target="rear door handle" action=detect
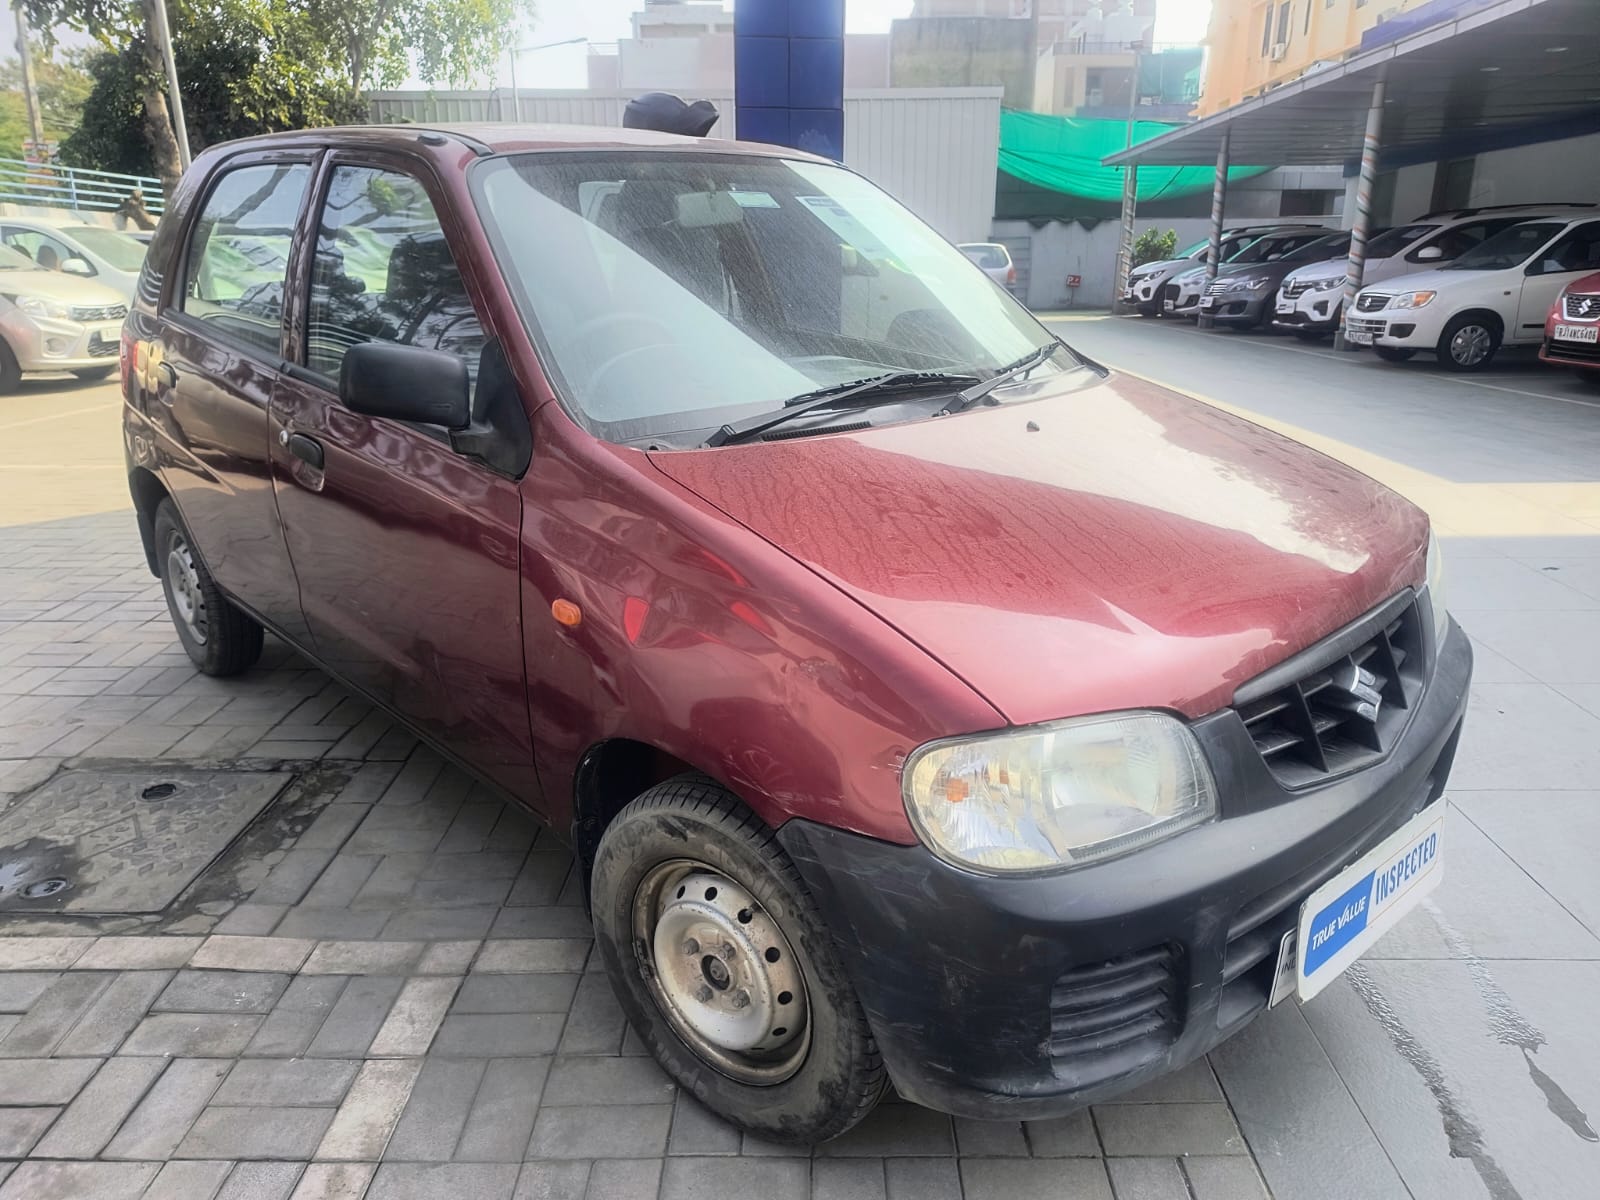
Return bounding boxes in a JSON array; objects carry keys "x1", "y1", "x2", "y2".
[{"x1": 287, "y1": 432, "x2": 324, "y2": 470}]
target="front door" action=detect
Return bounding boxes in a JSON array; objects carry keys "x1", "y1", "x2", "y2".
[
  {"x1": 141, "y1": 155, "x2": 314, "y2": 639},
  {"x1": 269, "y1": 157, "x2": 538, "y2": 802},
  {"x1": 1517, "y1": 222, "x2": 1600, "y2": 342}
]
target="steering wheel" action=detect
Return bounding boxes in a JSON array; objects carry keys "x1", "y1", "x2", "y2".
[{"x1": 571, "y1": 311, "x2": 691, "y2": 406}]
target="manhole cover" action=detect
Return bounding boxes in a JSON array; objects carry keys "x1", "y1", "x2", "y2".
[{"x1": 0, "y1": 770, "x2": 293, "y2": 914}]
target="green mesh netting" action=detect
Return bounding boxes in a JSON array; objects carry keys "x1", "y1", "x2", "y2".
[{"x1": 997, "y1": 109, "x2": 1272, "y2": 206}]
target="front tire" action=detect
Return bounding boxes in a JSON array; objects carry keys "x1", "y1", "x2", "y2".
[
  {"x1": 1375, "y1": 346, "x2": 1416, "y2": 363},
  {"x1": 154, "y1": 499, "x2": 263, "y2": 676},
  {"x1": 1437, "y1": 314, "x2": 1501, "y2": 372},
  {"x1": 0, "y1": 341, "x2": 20, "y2": 394},
  {"x1": 591, "y1": 776, "x2": 886, "y2": 1144}
]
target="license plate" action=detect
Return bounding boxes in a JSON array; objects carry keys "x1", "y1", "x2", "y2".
[
  {"x1": 1294, "y1": 805, "x2": 1446, "y2": 1002},
  {"x1": 1164, "y1": 301, "x2": 1175, "y2": 312},
  {"x1": 1346, "y1": 328, "x2": 1374, "y2": 346},
  {"x1": 1554, "y1": 323, "x2": 1599, "y2": 344},
  {"x1": 1275, "y1": 298, "x2": 1294, "y2": 314},
  {"x1": 1199, "y1": 295, "x2": 1216, "y2": 309}
]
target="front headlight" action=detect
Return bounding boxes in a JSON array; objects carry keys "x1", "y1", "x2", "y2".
[
  {"x1": 1310, "y1": 276, "x2": 1345, "y2": 292},
  {"x1": 1425, "y1": 533, "x2": 1449, "y2": 649},
  {"x1": 1229, "y1": 275, "x2": 1272, "y2": 292},
  {"x1": 5, "y1": 294, "x2": 72, "y2": 321},
  {"x1": 1391, "y1": 291, "x2": 1436, "y2": 310},
  {"x1": 903, "y1": 712, "x2": 1218, "y2": 874}
]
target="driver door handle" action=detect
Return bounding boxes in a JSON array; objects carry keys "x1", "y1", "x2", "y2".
[{"x1": 286, "y1": 432, "x2": 324, "y2": 470}]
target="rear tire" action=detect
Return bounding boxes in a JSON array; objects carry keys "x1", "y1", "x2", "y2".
[
  {"x1": 154, "y1": 499, "x2": 263, "y2": 676},
  {"x1": 1437, "y1": 314, "x2": 1501, "y2": 372},
  {"x1": 0, "y1": 341, "x2": 20, "y2": 394},
  {"x1": 1375, "y1": 346, "x2": 1417, "y2": 363},
  {"x1": 591, "y1": 775, "x2": 887, "y2": 1144},
  {"x1": 72, "y1": 366, "x2": 115, "y2": 381}
]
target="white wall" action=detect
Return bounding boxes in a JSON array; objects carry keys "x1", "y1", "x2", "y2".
[
  {"x1": 368, "y1": 88, "x2": 1003, "y2": 244},
  {"x1": 1464, "y1": 132, "x2": 1600, "y2": 207},
  {"x1": 995, "y1": 216, "x2": 1218, "y2": 310}
]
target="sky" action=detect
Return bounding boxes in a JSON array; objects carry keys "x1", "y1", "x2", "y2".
[{"x1": 2, "y1": 0, "x2": 1215, "y2": 95}]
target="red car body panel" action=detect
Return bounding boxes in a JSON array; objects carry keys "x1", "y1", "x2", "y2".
[
  {"x1": 651, "y1": 371, "x2": 1428, "y2": 729},
  {"x1": 1541, "y1": 268, "x2": 1600, "y2": 373}
]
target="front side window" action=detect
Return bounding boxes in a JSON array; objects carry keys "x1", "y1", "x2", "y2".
[
  {"x1": 181, "y1": 163, "x2": 312, "y2": 353},
  {"x1": 473, "y1": 153, "x2": 1059, "y2": 445},
  {"x1": 1364, "y1": 224, "x2": 1437, "y2": 259},
  {"x1": 306, "y1": 166, "x2": 484, "y2": 379},
  {"x1": 3, "y1": 227, "x2": 77, "y2": 272},
  {"x1": 1445, "y1": 222, "x2": 1566, "y2": 271},
  {"x1": 1526, "y1": 223, "x2": 1600, "y2": 276}
]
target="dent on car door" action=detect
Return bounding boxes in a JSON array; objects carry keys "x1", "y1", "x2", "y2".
[
  {"x1": 269, "y1": 160, "x2": 539, "y2": 803},
  {"x1": 138, "y1": 159, "x2": 314, "y2": 637}
]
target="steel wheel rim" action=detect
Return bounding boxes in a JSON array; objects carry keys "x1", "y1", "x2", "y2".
[
  {"x1": 633, "y1": 859, "x2": 810, "y2": 1086},
  {"x1": 1450, "y1": 325, "x2": 1491, "y2": 366},
  {"x1": 165, "y1": 538, "x2": 208, "y2": 645}
]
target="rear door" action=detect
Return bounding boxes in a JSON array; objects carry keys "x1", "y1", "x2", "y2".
[
  {"x1": 1517, "y1": 222, "x2": 1600, "y2": 343},
  {"x1": 269, "y1": 153, "x2": 538, "y2": 801},
  {"x1": 138, "y1": 152, "x2": 315, "y2": 639}
]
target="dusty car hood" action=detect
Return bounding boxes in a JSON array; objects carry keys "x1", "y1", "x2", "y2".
[
  {"x1": 0, "y1": 268, "x2": 125, "y2": 306},
  {"x1": 649, "y1": 371, "x2": 1428, "y2": 727}
]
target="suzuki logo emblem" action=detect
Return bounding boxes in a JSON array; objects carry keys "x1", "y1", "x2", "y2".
[{"x1": 1333, "y1": 662, "x2": 1384, "y2": 722}]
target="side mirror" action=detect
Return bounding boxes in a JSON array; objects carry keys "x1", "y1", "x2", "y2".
[
  {"x1": 61, "y1": 256, "x2": 94, "y2": 276},
  {"x1": 340, "y1": 342, "x2": 469, "y2": 429},
  {"x1": 1413, "y1": 245, "x2": 1444, "y2": 261}
]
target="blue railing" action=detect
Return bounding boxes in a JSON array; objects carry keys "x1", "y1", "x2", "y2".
[{"x1": 0, "y1": 158, "x2": 165, "y2": 215}]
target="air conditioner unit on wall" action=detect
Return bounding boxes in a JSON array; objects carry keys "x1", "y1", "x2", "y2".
[{"x1": 1269, "y1": 42, "x2": 1287, "y2": 61}]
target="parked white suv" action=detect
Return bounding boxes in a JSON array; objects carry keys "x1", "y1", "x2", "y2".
[
  {"x1": 1348, "y1": 215, "x2": 1600, "y2": 371},
  {"x1": 1126, "y1": 224, "x2": 1322, "y2": 317},
  {"x1": 1163, "y1": 228, "x2": 1331, "y2": 318},
  {"x1": 1273, "y1": 205, "x2": 1596, "y2": 339}
]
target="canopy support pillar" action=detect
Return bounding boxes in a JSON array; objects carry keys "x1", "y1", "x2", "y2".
[
  {"x1": 1197, "y1": 127, "x2": 1230, "y2": 331},
  {"x1": 1335, "y1": 72, "x2": 1386, "y2": 351}
]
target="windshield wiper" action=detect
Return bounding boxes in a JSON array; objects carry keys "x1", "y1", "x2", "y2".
[
  {"x1": 936, "y1": 342, "x2": 1059, "y2": 417},
  {"x1": 704, "y1": 370, "x2": 979, "y2": 447}
]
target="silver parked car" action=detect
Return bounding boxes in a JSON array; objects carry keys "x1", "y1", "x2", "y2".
[
  {"x1": 0, "y1": 243, "x2": 128, "y2": 391},
  {"x1": 958, "y1": 242, "x2": 1016, "y2": 290},
  {"x1": 0, "y1": 218, "x2": 148, "y2": 304}
]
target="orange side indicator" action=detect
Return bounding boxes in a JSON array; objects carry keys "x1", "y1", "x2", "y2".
[{"x1": 552, "y1": 598, "x2": 583, "y2": 627}]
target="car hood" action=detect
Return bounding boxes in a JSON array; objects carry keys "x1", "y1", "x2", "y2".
[
  {"x1": 649, "y1": 370, "x2": 1427, "y2": 727},
  {"x1": 1284, "y1": 260, "x2": 1347, "y2": 284},
  {"x1": 1360, "y1": 267, "x2": 1472, "y2": 295},
  {"x1": 1132, "y1": 257, "x2": 1188, "y2": 276},
  {"x1": 1562, "y1": 270, "x2": 1600, "y2": 297},
  {"x1": 0, "y1": 268, "x2": 125, "y2": 306}
]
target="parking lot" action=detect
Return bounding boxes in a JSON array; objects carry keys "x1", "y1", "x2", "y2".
[{"x1": 2, "y1": 316, "x2": 1599, "y2": 1199}]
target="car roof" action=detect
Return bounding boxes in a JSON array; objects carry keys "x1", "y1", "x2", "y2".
[
  {"x1": 1414, "y1": 203, "x2": 1597, "y2": 221},
  {"x1": 199, "y1": 122, "x2": 830, "y2": 166}
]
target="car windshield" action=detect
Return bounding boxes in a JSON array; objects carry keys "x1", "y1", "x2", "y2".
[
  {"x1": 0, "y1": 245, "x2": 32, "y2": 271},
  {"x1": 1445, "y1": 222, "x2": 1565, "y2": 270},
  {"x1": 61, "y1": 225, "x2": 148, "y2": 272},
  {"x1": 1365, "y1": 224, "x2": 1437, "y2": 259},
  {"x1": 1230, "y1": 233, "x2": 1316, "y2": 264},
  {"x1": 472, "y1": 153, "x2": 1061, "y2": 444},
  {"x1": 1278, "y1": 232, "x2": 1352, "y2": 263}
]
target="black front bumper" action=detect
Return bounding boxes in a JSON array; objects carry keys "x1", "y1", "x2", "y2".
[
  {"x1": 779, "y1": 618, "x2": 1471, "y2": 1119},
  {"x1": 1207, "y1": 294, "x2": 1270, "y2": 325}
]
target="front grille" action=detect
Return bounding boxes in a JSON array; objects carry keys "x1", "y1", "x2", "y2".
[
  {"x1": 1048, "y1": 945, "x2": 1180, "y2": 1088},
  {"x1": 70, "y1": 303, "x2": 128, "y2": 323},
  {"x1": 1345, "y1": 316, "x2": 1385, "y2": 337},
  {"x1": 86, "y1": 332, "x2": 117, "y2": 358},
  {"x1": 1205, "y1": 280, "x2": 1230, "y2": 297},
  {"x1": 1233, "y1": 593, "x2": 1425, "y2": 789},
  {"x1": 1282, "y1": 280, "x2": 1315, "y2": 299},
  {"x1": 1563, "y1": 292, "x2": 1600, "y2": 320},
  {"x1": 1354, "y1": 293, "x2": 1389, "y2": 313},
  {"x1": 1546, "y1": 337, "x2": 1600, "y2": 364}
]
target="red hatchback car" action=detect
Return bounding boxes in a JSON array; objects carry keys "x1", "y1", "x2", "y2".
[
  {"x1": 122, "y1": 124, "x2": 1471, "y2": 1142},
  {"x1": 1541, "y1": 269, "x2": 1600, "y2": 384}
]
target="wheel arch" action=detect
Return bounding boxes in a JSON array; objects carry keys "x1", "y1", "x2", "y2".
[
  {"x1": 571, "y1": 738, "x2": 709, "y2": 876},
  {"x1": 1446, "y1": 306, "x2": 1505, "y2": 335},
  {"x1": 129, "y1": 466, "x2": 170, "y2": 576}
]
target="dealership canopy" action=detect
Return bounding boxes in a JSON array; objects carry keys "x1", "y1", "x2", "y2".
[{"x1": 1103, "y1": 0, "x2": 1600, "y2": 170}]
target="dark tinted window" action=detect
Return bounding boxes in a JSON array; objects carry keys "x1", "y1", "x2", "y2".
[
  {"x1": 181, "y1": 163, "x2": 311, "y2": 353},
  {"x1": 1446, "y1": 222, "x2": 1565, "y2": 270},
  {"x1": 306, "y1": 166, "x2": 484, "y2": 379},
  {"x1": 1527, "y1": 223, "x2": 1600, "y2": 276},
  {"x1": 1365, "y1": 223, "x2": 1437, "y2": 258}
]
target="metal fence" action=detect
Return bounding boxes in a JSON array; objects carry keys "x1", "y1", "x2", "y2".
[{"x1": 0, "y1": 158, "x2": 165, "y2": 216}]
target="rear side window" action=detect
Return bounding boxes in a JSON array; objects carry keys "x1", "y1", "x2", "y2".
[
  {"x1": 306, "y1": 166, "x2": 484, "y2": 380},
  {"x1": 181, "y1": 163, "x2": 312, "y2": 354}
]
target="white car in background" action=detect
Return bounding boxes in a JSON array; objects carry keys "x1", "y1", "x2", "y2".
[
  {"x1": 1273, "y1": 204, "x2": 1597, "y2": 339},
  {"x1": 1347, "y1": 214, "x2": 1600, "y2": 371},
  {"x1": 958, "y1": 242, "x2": 1016, "y2": 290},
  {"x1": 0, "y1": 218, "x2": 148, "y2": 304},
  {"x1": 0, "y1": 242, "x2": 128, "y2": 391}
]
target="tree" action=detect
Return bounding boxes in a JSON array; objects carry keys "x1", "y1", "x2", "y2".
[
  {"x1": 0, "y1": 45, "x2": 94, "y2": 160},
  {"x1": 1132, "y1": 227, "x2": 1179, "y2": 267},
  {"x1": 28, "y1": 0, "x2": 533, "y2": 196}
]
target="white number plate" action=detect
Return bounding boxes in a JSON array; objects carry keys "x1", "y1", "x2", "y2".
[
  {"x1": 1163, "y1": 300, "x2": 1176, "y2": 312},
  {"x1": 1294, "y1": 805, "x2": 1446, "y2": 1002},
  {"x1": 1275, "y1": 298, "x2": 1295, "y2": 314},
  {"x1": 1554, "y1": 323, "x2": 1599, "y2": 344},
  {"x1": 1199, "y1": 295, "x2": 1216, "y2": 309},
  {"x1": 1346, "y1": 328, "x2": 1374, "y2": 346}
]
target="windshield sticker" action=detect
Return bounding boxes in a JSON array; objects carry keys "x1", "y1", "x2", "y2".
[{"x1": 729, "y1": 191, "x2": 780, "y2": 209}]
